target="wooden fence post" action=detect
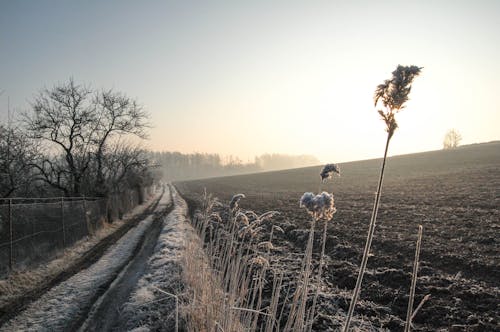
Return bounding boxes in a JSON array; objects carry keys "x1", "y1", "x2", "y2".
[
  {"x1": 83, "y1": 196, "x2": 91, "y2": 237},
  {"x1": 61, "y1": 197, "x2": 66, "y2": 247},
  {"x1": 8, "y1": 198, "x2": 13, "y2": 271}
]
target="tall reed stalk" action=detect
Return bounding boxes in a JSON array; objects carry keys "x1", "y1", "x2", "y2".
[
  {"x1": 305, "y1": 163, "x2": 340, "y2": 331},
  {"x1": 343, "y1": 134, "x2": 390, "y2": 331},
  {"x1": 343, "y1": 65, "x2": 422, "y2": 331},
  {"x1": 296, "y1": 189, "x2": 336, "y2": 331},
  {"x1": 283, "y1": 217, "x2": 316, "y2": 332},
  {"x1": 307, "y1": 218, "x2": 329, "y2": 331},
  {"x1": 405, "y1": 225, "x2": 423, "y2": 332}
]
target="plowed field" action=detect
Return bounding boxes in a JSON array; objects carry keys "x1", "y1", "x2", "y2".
[{"x1": 175, "y1": 142, "x2": 500, "y2": 331}]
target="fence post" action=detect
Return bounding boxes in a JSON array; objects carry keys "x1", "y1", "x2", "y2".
[
  {"x1": 8, "y1": 198, "x2": 13, "y2": 271},
  {"x1": 83, "y1": 196, "x2": 91, "y2": 237},
  {"x1": 61, "y1": 197, "x2": 66, "y2": 247}
]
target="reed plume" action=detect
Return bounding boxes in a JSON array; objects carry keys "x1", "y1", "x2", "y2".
[{"x1": 343, "y1": 65, "x2": 422, "y2": 331}]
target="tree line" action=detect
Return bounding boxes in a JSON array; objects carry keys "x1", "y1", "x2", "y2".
[
  {"x1": 0, "y1": 79, "x2": 155, "y2": 199},
  {"x1": 151, "y1": 151, "x2": 320, "y2": 181}
]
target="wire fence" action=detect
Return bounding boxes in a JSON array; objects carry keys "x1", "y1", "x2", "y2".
[{"x1": 0, "y1": 187, "x2": 153, "y2": 278}]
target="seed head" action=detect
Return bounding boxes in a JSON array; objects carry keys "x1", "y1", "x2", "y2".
[
  {"x1": 374, "y1": 65, "x2": 422, "y2": 138},
  {"x1": 300, "y1": 191, "x2": 337, "y2": 221},
  {"x1": 258, "y1": 211, "x2": 280, "y2": 222},
  {"x1": 229, "y1": 193, "x2": 245, "y2": 210},
  {"x1": 374, "y1": 65, "x2": 422, "y2": 111},
  {"x1": 238, "y1": 225, "x2": 263, "y2": 238},
  {"x1": 272, "y1": 225, "x2": 285, "y2": 234},
  {"x1": 244, "y1": 210, "x2": 259, "y2": 219},
  {"x1": 236, "y1": 212, "x2": 249, "y2": 226},
  {"x1": 249, "y1": 256, "x2": 270, "y2": 268},
  {"x1": 320, "y1": 163, "x2": 341, "y2": 182},
  {"x1": 258, "y1": 241, "x2": 275, "y2": 251},
  {"x1": 209, "y1": 213, "x2": 222, "y2": 224},
  {"x1": 250, "y1": 226, "x2": 264, "y2": 237}
]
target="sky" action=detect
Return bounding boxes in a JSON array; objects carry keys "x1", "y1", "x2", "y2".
[{"x1": 1, "y1": 0, "x2": 499, "y2": 164}]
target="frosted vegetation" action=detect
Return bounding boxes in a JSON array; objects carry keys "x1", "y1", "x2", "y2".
[{"x1": 119, "y1": 187, "x2": 193, "y2": 331}]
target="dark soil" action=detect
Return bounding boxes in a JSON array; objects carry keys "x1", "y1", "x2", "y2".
[{"x1": 175, "y1": 142, "x2": 500, "y2": 331}]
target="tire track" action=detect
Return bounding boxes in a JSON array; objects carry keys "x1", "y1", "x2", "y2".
[
  {"x1": 77, "y1": 188, "x2": 174, "y2": 331},
  {"x1": 0, "y1": 188, "x2": 171, "y2": 331}
]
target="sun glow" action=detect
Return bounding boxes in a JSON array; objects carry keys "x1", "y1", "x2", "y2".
[{"x1": 2, "y1": 1, "x2": 499, "y2": 164}]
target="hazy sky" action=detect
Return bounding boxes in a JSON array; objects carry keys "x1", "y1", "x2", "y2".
[{"x1": 1, "y1": 0, "x2": 499, "y2": 163}]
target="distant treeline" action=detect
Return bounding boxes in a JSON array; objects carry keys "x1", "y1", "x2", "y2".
[{"x1": 149, "y1": 152, "x2": 320, "y2": 181}]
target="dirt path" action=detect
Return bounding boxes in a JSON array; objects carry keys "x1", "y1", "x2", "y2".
[
  {"x1": 0, "y1": 187, "x2": 174, "y2": 331},
  {"x1": 0, "y1": 190, "x2": 165, "y2": 328},
  {"x1": 114, "y1": 185, "x2": 195, "y2": 331},
  {"x1": 78, "y1": 191, "x2": 172, "y2": 331}
]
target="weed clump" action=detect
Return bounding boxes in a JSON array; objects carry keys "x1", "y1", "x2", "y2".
[{"x1": 185, "y1": 190, "x2": 287, "y2": 331}]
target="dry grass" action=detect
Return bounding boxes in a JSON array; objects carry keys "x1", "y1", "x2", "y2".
[
  {"x1": 180, "y1": 190, "x2": 324, "y2": 332},
  {"x1": 404, "y1": 225, "x2": 423, "y2": 332},
  {"x1": 182, "y1": 236, "x2": 243, "y2": 331}
]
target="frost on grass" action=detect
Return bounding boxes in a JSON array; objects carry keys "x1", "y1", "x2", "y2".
[
  {"x1": 119, "y1": 187, "x2": 194, "y2": 331},
  {"x1": 1, "y1": 190, "x2": 169, "y2": 332},
  {"x1": 258, "y1": 210, "x2": 280, "y2": 222},
  {"x1": 300, "y1": 191, "x2": 337, "y2": 221},
  {"x1": 249, "y1": 255, "x2": 270, "y2": 268},
  {"x1": 229, "y1": 193, "x2": 245, "y2": 210},
  {"x1": 132, "y1": 286, "x2": 156, "y2": 304}
]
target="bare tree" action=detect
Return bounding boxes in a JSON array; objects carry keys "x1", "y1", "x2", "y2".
[
  {"x1": 443, "y1": 129, "x2": 462, "y2": 149},
  {"x1": 100, "y1": 141, "x2": 150, "y2": 190},
  {"x1": 0, "y1": 124, "x2": 38, "y2": 197},
  {"x1": 24, "y1": 79, "x2": 95, "y2": 196},
  {"x1": 92, "y1": 90, "x2": 149, "y2": 194},
  {"x1": 24, "y1": 79, "x2": 150, "y2": 196}
]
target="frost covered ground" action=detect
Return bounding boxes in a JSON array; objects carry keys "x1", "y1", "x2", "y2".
[
  {"x1": 117, "y1": 186, "x2": 196, "y2": 331},
  {"x1": 0, "y1": 190, "x2": 161, "y2": 310},
  {"x1": 1, "y1": 189, "x2": 171, "y2": 331}
]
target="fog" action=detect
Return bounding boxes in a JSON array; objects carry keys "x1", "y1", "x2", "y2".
[{"x1": 150, "y1": 151, "x2": 320, "y2": 181}]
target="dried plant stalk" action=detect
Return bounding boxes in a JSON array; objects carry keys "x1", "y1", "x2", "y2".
[
  {"x1": 405, "y1": 225, "x2": 423, "y2": 332},
  {"x1": 343, "y1": 134, "x2": 390, "y2": 331},
  {"x1": 343, "y1": 65, "x2": 421, "y2": 331}
]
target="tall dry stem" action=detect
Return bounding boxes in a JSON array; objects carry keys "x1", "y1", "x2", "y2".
[
  {"x1": 308, "y1": 219, "x2": 329, "y2": 331},
  {"x1": 405, "y1": 225, "x2": 423, "y2": 332},
  {"x1": 283, "y1": 218, "x2": 316, "y2": 332},
  {"x1": 343, "y1": 133, "x2": 390, "y2": 331},
  {"x1": 343, "y1": 65, "x2": 421, "y2": 331}
]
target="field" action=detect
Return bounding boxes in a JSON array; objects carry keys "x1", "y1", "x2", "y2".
[{"x1": 175, "y1": 142, "x2": 500, "y2": 331}]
